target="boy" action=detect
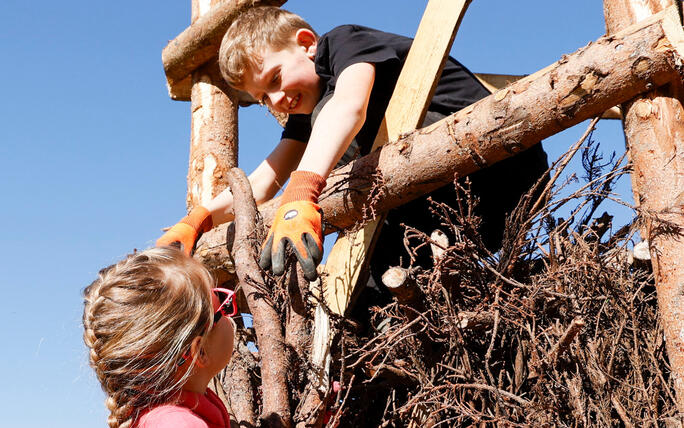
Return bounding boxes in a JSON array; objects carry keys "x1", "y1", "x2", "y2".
[{"x1": 157, "y1": 6, "x2": 548, "y2": 283}]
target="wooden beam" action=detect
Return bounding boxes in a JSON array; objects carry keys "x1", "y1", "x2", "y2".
[
  {"x1": 196, "y1": 7, "x2": 684, "y2": 266},
  {"x1": 162, "y1": 0, "x2": 287, "y2": 99},
  {"x1": 474, "y1": 73, "x2": 622, "y2": 120},
  {"x1": 604, "y1": 0, "x2": 684, "y2": 412}
]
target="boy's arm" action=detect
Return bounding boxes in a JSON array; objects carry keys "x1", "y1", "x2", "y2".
[
  {"x1": 259, "y1": 62, "x2": 376, "y2": 280},
  {"x1": 297, "y1": 62, "x2": 375, "y2": 177},
  {"x1": 157, "y1": 137, "x2": 306, "y2": 254},
  {"x1": 206, "y1": 137, "x2": 306, "y2": 225}
]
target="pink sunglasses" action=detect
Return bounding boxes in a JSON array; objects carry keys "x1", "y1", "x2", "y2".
[{"x1": 212, "y1": 287, "x2": 238, "y2": 323}]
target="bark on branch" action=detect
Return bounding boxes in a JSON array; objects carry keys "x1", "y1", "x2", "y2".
[
  {"x1": 604, "y1": 0, "x2": 684, "y2": 412},
  {"x1": 227, "y1": 168, "x2": 292, "y2": 427},
  {"x1": 196, "y1": 8, "x2": 684, "y2": 254}
]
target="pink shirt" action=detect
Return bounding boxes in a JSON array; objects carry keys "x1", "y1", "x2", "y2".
[{"x1": 136, "y1": 388, "x2": 231, "y2": 428}]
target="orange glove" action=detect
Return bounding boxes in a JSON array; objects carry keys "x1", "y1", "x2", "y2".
[
  {"x1": 156, "y1": 206, "x2": 213, "y2": 256},
  {"x1": 259, "y1": 171, "x2": 327, "y2": 281}
]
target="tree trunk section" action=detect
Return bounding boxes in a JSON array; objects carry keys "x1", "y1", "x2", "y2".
[
  {"x1": 228, "y1": 168, "x2": 292, "y2": 427},
  {"x1": 604, "y1": 0, "x2": 684, "y2": 411},
  {"x1": 188, "y1": 57, "x2": 238, "y2": 209},
  {"x1": 195, "y1": 7, "x2": 684, "y2": 256}
]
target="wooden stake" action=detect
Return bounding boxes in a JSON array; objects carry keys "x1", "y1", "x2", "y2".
[{"x1": 604, "y1": 0, "x2": 684, "y2": 412}]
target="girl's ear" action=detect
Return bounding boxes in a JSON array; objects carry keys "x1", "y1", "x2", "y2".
[
  {"x1": 189, "y1": 336, "x2": 209, "y2": 367},
  {"x1": 295, "y1": 28, "x2": 317, "y2": 59}
]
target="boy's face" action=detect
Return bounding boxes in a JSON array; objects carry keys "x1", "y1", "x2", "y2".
[{"x1": 242, "y1": 29, "x2": 321, "y2": 115}]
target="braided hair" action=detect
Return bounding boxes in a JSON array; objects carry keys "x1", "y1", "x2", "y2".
[{"x1": 82, "y1": 247, "x2": 214, "y2": 427}]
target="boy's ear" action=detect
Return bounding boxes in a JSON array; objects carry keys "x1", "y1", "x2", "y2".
[{"x1": 294, "y1": 28, "x2": 317, "y2": 59}]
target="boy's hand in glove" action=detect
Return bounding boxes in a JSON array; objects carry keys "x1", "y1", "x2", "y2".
[
  {"x1": 259, "y1": 171, "x2": 327, "y2": 281},
  {"x1": 156, "y1": 206, "x2": 213, "y2": 256}
]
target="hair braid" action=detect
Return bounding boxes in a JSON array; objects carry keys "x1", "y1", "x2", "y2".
[{"x1": 83, "y1": 248, "x2": 214, "y2": 427}]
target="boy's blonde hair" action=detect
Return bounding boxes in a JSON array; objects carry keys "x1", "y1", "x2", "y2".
[
  {"x1": 82, "y1": 247, "x2": 214, "y2": 428},
  {"x1": 218, "y1": 6, "x2": 317, "y2": 89}
]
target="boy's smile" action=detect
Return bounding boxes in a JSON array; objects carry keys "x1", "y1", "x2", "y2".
[{"x1": 242, "y1": 29, "x2": 322, "y2": 115}]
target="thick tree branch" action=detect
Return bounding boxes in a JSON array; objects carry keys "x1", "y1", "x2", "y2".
[
  {"x1": 604, "y1": 0, "x2": 684, "y2": 411},
  {"x1": 228, "y1": 168, "x2": 292, "y2": 427}
]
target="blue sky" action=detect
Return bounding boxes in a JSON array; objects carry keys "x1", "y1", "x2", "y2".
[{"x1": 0, "y1": 1, "x2": 632, "y2": 426}]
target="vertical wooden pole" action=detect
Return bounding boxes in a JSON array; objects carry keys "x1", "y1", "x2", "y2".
[
  {"x1": 604, "y1": 0, "x2": 684, "y2": 412},
  {"x1": 188, "y1": 0, "x2": 239, "y2": 210},
  {"x1": 189, "y1": 0, "x2": 241, "y2": 421}
]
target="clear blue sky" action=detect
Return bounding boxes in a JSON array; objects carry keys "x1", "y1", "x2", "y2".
[{"x1": 1, "y1": 1, "x2": 631, "y2": 426}]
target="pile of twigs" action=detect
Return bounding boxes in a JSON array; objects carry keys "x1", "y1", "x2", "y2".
[
  {"x1": 325, "y1": 124, "x2": 680, "y2": 426},
  {"x1": 220, "y1": 120, "x2": 681, "y2": 427}
]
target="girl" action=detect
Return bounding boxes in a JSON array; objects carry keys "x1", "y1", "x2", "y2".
[{"x1": 83, "y1": 247, "x2": 236, "y2": 428}]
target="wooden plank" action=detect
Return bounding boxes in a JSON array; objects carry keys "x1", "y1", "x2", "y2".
[{"x1": 320, "y1": 0, "x2": 472, "y2": 317}]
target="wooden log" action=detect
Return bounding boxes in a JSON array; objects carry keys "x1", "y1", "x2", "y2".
[
  {"x1": 187, "y1": 0, "x2": 240, "y2": 316},
  {"x1": 228, "y1": 168, "x2": 292, "y2": 426},
  {"x1": 457, "y1": 311, "x2": 495, "y2": 332},
  {"x1": 186, "y1": 0, "x2": 238, "y2": 209},
  {"x1": 197, "y1": 7, "x2": 684, "y2": 260},
  {"x1": 223, "y1": 340, "x2": 259, "y2": 427},
  {"x1": 604, "y1": 0, "x2": 684, "y2": 412},
  {"x1": 187, "y1": 58, "x2": 238, "y2": 210},
  {"x1": 474, "y1": 73, "x2": 622, "y2": 120},
  {"x1": 162, "y1": 0, "x2": 287, "y2": 97},
  {"x1": 381, "y1": 267, "x2": 420, "y2": 306}
]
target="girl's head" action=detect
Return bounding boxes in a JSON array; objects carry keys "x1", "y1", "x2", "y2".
[{"x1": 82, "y1": 247, "x2": 233, "y2": 428}]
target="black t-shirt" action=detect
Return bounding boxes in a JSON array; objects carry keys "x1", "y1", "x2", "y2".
[{"x1": 281, "y1": 25, "x2": 491, "y2": 155}]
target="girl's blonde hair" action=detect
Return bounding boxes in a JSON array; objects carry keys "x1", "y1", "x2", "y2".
[
  {"x1": 82, "y1": 247, "x2": 214, "y2": 428},
  {"x1": 218, "y1": 6, "x2": 317, "y2": 89}
]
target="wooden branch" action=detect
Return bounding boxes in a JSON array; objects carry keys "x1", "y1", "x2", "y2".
[
  {"x1": 381, "y1": 267, "x2": 421, "y2": 306},
  {"x1": 474, "y1": 73, "x2": 622, "y2": 120},
  {"x1": 223, "y1": 340, "x2": 259, "y2": 427},
  {"x1": 457, "y1": 311, "x2": 495, "y2": 332},
  {"x1": 162, "y1": 0, "x2": 287, "y2": 97},
  {"x1": 430, "y1": 229, "x2": 449, "y2": 262},
  {"x1": 285, "y1": 264, "x2": 309, "y2": 360},
  {"x1": 227, "y1": 167, "x2": 292, "y2": 426},
  {"x1": 604, "y1": 0, "x2": 684, "y2": 412},
  {"x1": 547, "y1": 317, "x2": 585, "y2": 364}
]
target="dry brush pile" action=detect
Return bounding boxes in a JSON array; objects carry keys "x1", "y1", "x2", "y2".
[{"x1": 219, "y1": 121, "x2": 682, "y2": 427}]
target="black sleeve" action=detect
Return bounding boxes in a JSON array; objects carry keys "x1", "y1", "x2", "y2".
[
  {"x1": 315, "y1": 25, "x2": 406, "y2": 89},
  {"x1": 281, "y1": 113, "x2": 311, "y2": 142}
]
